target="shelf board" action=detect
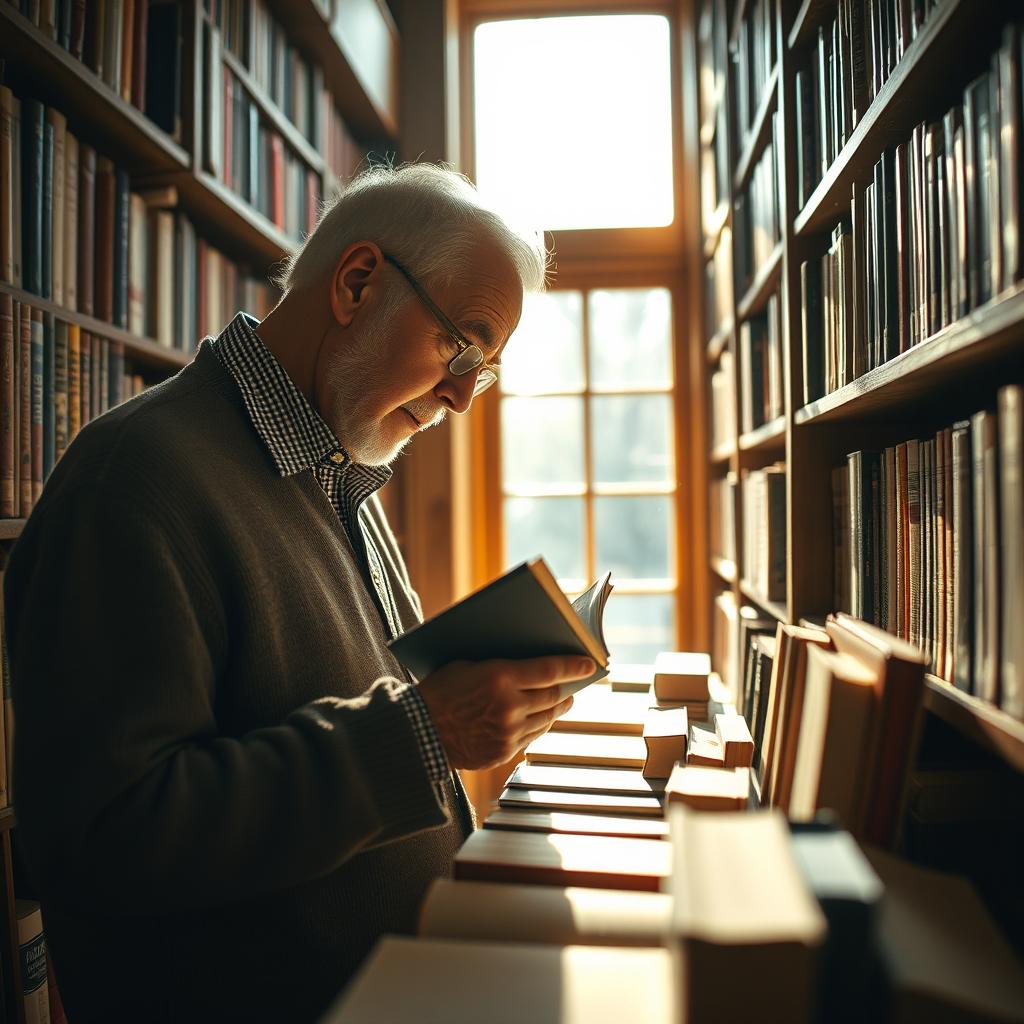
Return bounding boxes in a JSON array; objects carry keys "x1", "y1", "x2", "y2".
[
  {"x1": 173, "y1": 171, "x2": 295, "y2": 268},
  {"x1": 732, "y1": 64, "x2": 779, "y2": 195},
  {"x1": 923, "y1": 675, "x2": 1024, "y2": 773},
  {"x1": 0, "y1": 521, "x2": 26, "y2": 543},
  {"x1": 735, "y1": 242, "x2": 783, "y2": 321},
  {"x1": 703, "y1": 202, "x2": 729, "y2": 260},
  {"x1": 0, "y1": 4, "x2": 189, "y2": 176},
  {"x1": 739, "y1": 580, "x2": 788, "y2": 623},
  {"x1": 738, "y1": 415, "x2": 786, "y2": 452},
  {"x1": 794, "y1": 0, "x2": 973, "y2": 237},
  {"x1": 710, "y1": 556, "x2": 737, "y2": 583},
  {"x1": 795, "y1": 285, "x2": 1024, "y2": 424},
  {"x1": 788, "y1": 0, "x2": 835, "y2": 51},
  {"x1": 710, "y1": 441, "x2": 737, "y2": 465},
  {"x1": 261, "y1": 0, "x2": 397, "y2": 142},
  {"x1": 0, "y1": 282, "x2": 191, "y2": 371},
  {"x1": 706, "y1": 320, "x2": 734, "y2": 364},
  {"x1": 222, "y1": 51, "x2": 325, "y2": 175}
]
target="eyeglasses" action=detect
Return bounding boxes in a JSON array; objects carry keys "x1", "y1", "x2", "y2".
[{"x1": 382, "y1": 253, "x2": 500, "y2": 396}]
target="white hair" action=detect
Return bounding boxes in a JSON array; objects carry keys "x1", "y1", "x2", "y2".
[{"x1": 273, "y1": 162, "x2": 548, "y2": 298}]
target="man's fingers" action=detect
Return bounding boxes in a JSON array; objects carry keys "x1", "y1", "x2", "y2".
[
  {"x1": 519, "y1": 684, "x2": 574, "y2": 716},
  {"x1": 508, "y1": 657, "x2": 597, "y2": 689},
  {"x1": 521, "y1": 695, "x2": 575, "y2": 737}
]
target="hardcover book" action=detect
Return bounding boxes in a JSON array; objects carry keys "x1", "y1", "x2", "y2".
[{"x1": 389, "y1": 559, "x2": 611, "y2": 698}]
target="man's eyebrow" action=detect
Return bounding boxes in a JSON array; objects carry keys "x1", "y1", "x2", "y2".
[{"x1": 461, "y1": 319, "x2": 497, "y2": 354}]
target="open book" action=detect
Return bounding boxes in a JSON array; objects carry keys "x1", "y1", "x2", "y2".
[{"x1": 389, "y1": 558, "x2": 613, "y2": 698}]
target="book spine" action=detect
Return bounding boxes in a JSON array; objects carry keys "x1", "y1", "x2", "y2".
[
  {"x1": 63, "y1": 130, "x2": 79, "y2": 311},
  {"x1": 21, "y1": 99, "x2": 44, "y2": 296},
  {"x1": 16, "y1": 902, "x2": 50, "y2": 1024},
  {"x1": 112, "y1": 167, "x2": 130, "y2": 328},
  {"x1": 93, "y1": 157, "x2": 116, "y2": 323},
  {"x1": 18, "y1": 303, "x2": 32, "y2": 516},
  {"x1": 40, "y1": 115, "x2": 53, "y2": 300},
  {"x1": 80, "y1": 329, "x2": 91, "y2": 427},
  {"x1": 42, "y1": 312, "x2": 55, "y2": 480},
  {"x1": 90, "y1": 333, "x2": 101, "y2": 420},
  {"x1": 46, "y1": 109, "x2": 66, "y2": 306},
  {"x1": 108, "y1": 340, "x2": 124, "y2": 409},
  {"x1": 30, "y1": 309, "x2": 42, "y2": 503},
  {"x1": 131, "y1": 0, "x2": 148, "y2": 110},
  {"x1": 68, "y1": 323, "x2": 81, "y2": 444},
  {"x1": 77, "y1": 144, "x2": 96, "y2": 317},
  {"x1": 53, "y1": 318, "x2": 68, "y2": 464},
  {"x1": 998, "y1": 386, "x2": 1023, "y2": 718},
  {"x1": 0, "y1": 294, "x2": 14, "y2": 517},
  {"x1": 1, "y1": 86, "x2": 15, "y2": 285}
]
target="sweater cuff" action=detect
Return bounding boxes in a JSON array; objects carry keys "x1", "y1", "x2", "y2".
[{"x1": 395, "y1": 682, "x2": 450, "y2": 785}]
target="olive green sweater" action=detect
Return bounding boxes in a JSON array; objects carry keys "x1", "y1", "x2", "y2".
[{"x1": 4, "y1": 342, "x2": 471, "y2": 1023}]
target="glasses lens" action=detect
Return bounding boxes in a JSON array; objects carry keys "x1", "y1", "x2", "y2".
[
  {"x1": 473, "y1": 367, "x2": 498, "y2": 395},
  {"x1": 449, "y1": 344, "x2": 484, "y2": 375}
]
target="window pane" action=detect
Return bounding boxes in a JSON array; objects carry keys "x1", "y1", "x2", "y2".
[
  {"x1": 588, "y1": 288, "x2": 672, "y2": 388},
  {"x1": 595, "y1": 496, "x2": 673, "y2": 580},
  {"x1": 591, "y1": 395, "x2": 674, "y2": 484},
  {"x1": 504, "y1": 497, "x2": 586, "y2": 583},
  {"x1": 503, "y1": 292, "x2": 584, "y2": 395},
  {"x1": 603, "y1": 593, "x2": 675, "y2": 663},
  {"x1": 502, "y1": 397, "x2": 584, "y2": 488},
  {"x1": 474, "y1": 16, "x2": 674, "y2": 230}
]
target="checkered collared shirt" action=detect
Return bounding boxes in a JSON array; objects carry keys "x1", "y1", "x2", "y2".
[{"x1": 210, "y1": 312, "x2": 449, "y2": 785}]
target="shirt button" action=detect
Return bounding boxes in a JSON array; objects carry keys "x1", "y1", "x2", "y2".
[{"x1": 329, "y1": 451, "x2": 345, "y2": 465}]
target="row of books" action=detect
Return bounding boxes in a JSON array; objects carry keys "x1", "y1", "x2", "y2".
[
  {"x1": 702, "y1": 224, "x2": 732, "y2": 341},
  {"x1": 5, "y1": 0, "x2": 182, "y2": 141},
  {"x1": 800, "y1": 23, "x2": 1024, "y2": 403},
  {"x1": 831, "y1": 385, "x2": 1023, "y2": 721},
  {"x1": 207, "y1": 64, "x2": 320, "y2": 243},
  {"x1": 212, "y1": 0, "x2": 321, "y2": 145},
  {"x1": 740, "y1": 462, "x2": 786, "y2": 603},
  {"x1": 733, "y1": 112, "x2": 780, "y2": 292},
  {"x1": 739, "y1": 290, "x2": 783, "y2": 432},
  {"x1": 325, "y1": 96, "x2": 370, "y2": 186},
  {"x1": 697, "y1": 0, "x2": 727, "y2": 131},
  {"x1": 794, "y1": 0, "x2": 941, "y2": 207},
  {"x1": 708, "y1": 348, "x2": 735, "y2": 452},
  {"x1": 730, "y1": 0, "x2": 776, "y2": 144},
  {"x1": 0, "y1": 295, "x2": 151, "y2": 518},
  {"x1": 708, "y1": 471, "x2": 736, "y2": 567},
  {"x1": 0, "y1": 87, "x2": 275, "y2": 349}
]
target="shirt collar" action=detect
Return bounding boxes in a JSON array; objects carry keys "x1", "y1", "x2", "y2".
[{"x1": 210, "y1": 312, "x2": 390, "y2": 493}]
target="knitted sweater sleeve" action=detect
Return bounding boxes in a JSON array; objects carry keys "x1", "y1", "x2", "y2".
[{"x1": 4, "y1": 484, "x2": 452, "y2": 917}]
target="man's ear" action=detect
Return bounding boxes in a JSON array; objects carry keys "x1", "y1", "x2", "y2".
[{"x1": 329, "y1": 242, "x2": 384, "y2": 327}]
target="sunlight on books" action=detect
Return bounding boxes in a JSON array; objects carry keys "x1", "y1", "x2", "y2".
[{"x1": 473, "y1": 15, "x2": 674, "y2": 231}]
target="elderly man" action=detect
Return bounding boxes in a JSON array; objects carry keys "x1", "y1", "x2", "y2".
[{"x1": 4, "y1": 164, "x2": 594, "y2": 1023}]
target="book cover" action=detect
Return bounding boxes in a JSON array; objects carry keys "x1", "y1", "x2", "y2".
[
  {"x1": 63, "y1": 130, "x2": 78, "y2": 312},
  {"x1": 15, "y1": 900, "x2": 50, "y2": 1024},
  {"x1": 389, "y1": 559, "x2": 611, "y2": 699},
  {"x1": 80, "y1": 329, "x2": 91, "y2": 427},
  {"x1": 0, "y1": 293, "x2": 14, "y2": 516},
  {"x1": 45, "y1": 108, "x2": 66, "y2": 306},
  {"x1": 77, "y1": 143, "x2": 96, "y2": 316},
  {"x1": 18, "y1": 302, "x2": 32, "y2": 515},
  {"x1": 41, "y1": 311, "x2": 55, "y2": 480},
  {"x1": 93, "y1": 156, "x2": 116, "y2": 323},
  {"x1": 130, "y1": 0, "x2": 148, "y2": 110},
  {"x1": 29, "y1": 307, "x2": 42, "y2": 503},
  {"x1": 483, "y1": 806, "x2": 669, "y2": 840},
  {"x1": 53, "y1": 318, "x2": 68, "y2": 463},
  {"x1": 111, "y1": 166, "x2": 130, "y2": 328},
  {"x1": 67, "y1": 323, "x2": 81, "y2": 444},
  {"x1": 998, "y1": 387, "x2": 1022, "y2": 719},
  {"x1": 20, "y1": 98, "x2": 44, "y2": 296},
  {"x1": 971, "y1": 410, "x2": 1000, "y2": 705}
]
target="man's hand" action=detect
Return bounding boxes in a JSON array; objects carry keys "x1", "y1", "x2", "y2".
[{"x1": 417, "y1": 657, "x2": 596, "y2": 770}]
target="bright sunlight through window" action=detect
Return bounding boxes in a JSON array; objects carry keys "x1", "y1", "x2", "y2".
[{"x1": 473, "y1": 15, "x2": 674, "y2": 231}]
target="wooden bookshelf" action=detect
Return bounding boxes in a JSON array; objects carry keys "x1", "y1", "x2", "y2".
[
  {"x1": 733, "y1": 63, "x2": 780, "y2": 194},
  {"x1": 793, "y1": 0, "x2": 987, "y2": 237},
  {"x1": 736, "y1": 241, "x2": 783, "y2": 320},
  {"x1": 0, "y1": 283, "x2": 191, "y2": 371},
  {"x1": 702, "y1": 201, "x2": 729, "y2": 258},
  {"x1": 795, "y1": 286, "x2": 1024, "y2": 424},
  {"x1": 221, "y1": 50, "x2": 326, "y2": 175},
  {"x1": 738, "y1": 415, "x2": 785, "y2": 453},
  {"x1": 0, "y1": 521, "x2": 26, "y2": 543},
  {"x1": 690, "y1": 0, "x2": 1024, "y2": 843},
  {"x1": 0, "y1": 4, "x2": 190, "y2": 176}
]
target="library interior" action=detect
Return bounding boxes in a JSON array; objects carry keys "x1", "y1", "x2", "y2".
[{"x1": 0, "y1": 0, "x2": 1023, "y2": 1020}]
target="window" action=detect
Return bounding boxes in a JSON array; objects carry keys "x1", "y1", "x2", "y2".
[
  {"x1": 499, "y1": 286, "x2": 678, "y2": 662},
  {"x1": 473, "y1": 14, "x2": 674, "y2": 231}
]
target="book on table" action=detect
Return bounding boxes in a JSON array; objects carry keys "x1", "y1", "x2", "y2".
[
  {"x1": 389, "y1": 559, "x2": 613, "y2": 697},
  {"x1": 418, "y1": 878, "x2": 672, "y2": 947}
]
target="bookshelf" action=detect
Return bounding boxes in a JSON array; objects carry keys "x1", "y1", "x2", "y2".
[
  {"x1": 692, "y1": 0, "x2": 1023, "y2": 951},
  {"x1": 0, "y1": 1, "x2": 399, "y2": 1018}
]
